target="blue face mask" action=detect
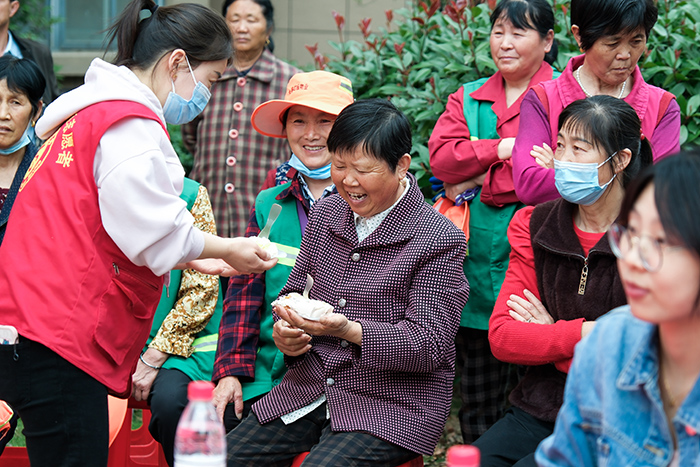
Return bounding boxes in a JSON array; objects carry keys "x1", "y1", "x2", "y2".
[
  {"x1": 0, "y1": 126, "x2": 30, "y2": 155},
  {"x1": 289, "y1": 153, "x2": 331, "y2": 180},
  {"x1": 162, "y1": 56, "x2": 211, "y2": 125},
  {"x1": 554, "y1": 154, "x2": 617, "y2": 206}
]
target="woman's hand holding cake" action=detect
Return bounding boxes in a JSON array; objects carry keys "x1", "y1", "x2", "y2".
[{"x1": 271, "y1": 293, "x2": 363, "y2": 356}]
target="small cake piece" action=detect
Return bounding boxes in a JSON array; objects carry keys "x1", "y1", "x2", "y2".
[
  {"x1": 254, "y1": 236, "x2": 279, "y2": 259},
  {"x1": 272, "y1": 293, "x2": 334, "y2": 321}
]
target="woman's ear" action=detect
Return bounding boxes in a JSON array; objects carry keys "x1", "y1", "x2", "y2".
[
  {"x1": 544, "y1": 29, "x2": 554, "y2": 53},
  {"x1": 166, "y1": 49, "x2": 187, "y2": 80},
  {"x1": 614, "y1": 148, "x2": 633, "y2": 174},
  {"x1": 571, "y1": 25, "x2": 583, "y2": 50},
  {"x1": 32, "y1": 101, "x2": 44, "y2": 125},
  {"x1": 396, "y1": 153, "x2": 411, "y2": 179}
]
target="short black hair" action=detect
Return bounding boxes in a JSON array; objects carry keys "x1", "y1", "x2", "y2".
[
  {"x1": 491, "y1": 0, "x2": 557, "y2": 65},
  {"x1": 558, "y1": 95, "x2": 652, "y2": 189},
  {"x1": 571, "y1": 0, "x2": 657, "y2": 51},
  {"x1": 617, "y1": 149, "x2": 700, "y2": 305},
  {"x1": 0, "y1": 55, "x2": 46, "y2": 117},
  {"x1": 618, "y1": 150, "x2": 700, "y2": 251},
  {"x1": 327, "y1": 99, "x2": 411, "y2": 172}
]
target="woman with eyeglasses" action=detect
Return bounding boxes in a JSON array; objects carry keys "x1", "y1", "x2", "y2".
[
  {"x1": 536, "y1": 150, "x2": 700, "y2": 466},
  {"x1": 476, "y1": 95, "x2": 652, "y2": 466}
]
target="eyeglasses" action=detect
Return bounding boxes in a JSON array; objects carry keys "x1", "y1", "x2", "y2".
[{"x1": 608, "y1": 223, "x2": 681, "y2": 272}]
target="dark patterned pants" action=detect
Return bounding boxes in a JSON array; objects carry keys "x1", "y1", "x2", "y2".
[
  {"x1": 226, "y1": 403, "x2": 420, "y2": 467},
  {"x1": 455, "y1": 327, "x2": 520, "y2": 443}
]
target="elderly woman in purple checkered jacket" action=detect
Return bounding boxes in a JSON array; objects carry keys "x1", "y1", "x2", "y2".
[{"x1": 225, "y1": 99, "x2": 470, "y2": 466}]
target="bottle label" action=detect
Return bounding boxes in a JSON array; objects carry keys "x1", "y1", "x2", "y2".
[{"x1": 174, "y1": 453, "x2": 225, "y2": 467}]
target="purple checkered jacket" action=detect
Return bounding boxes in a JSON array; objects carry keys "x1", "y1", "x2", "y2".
[
  {"x1": 252, "y1": 174, "x2": 470, "y2": 455},
  {"x1": 183, "y1": 49, "x2": 299, "y2": 238}
]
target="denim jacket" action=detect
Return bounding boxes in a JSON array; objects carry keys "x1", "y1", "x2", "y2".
[{"x1": 536, "y1": 306, "x2": 700, "y2": 466}]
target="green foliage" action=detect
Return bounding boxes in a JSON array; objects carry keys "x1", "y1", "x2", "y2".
[
  {"x1": 168, "y1": 124, "x2": 194, "y2": 175},
  {"x1": 643, "y1": 0, "x2": 700, "y2": 147},
  {"x1": 314, "y1": 0, "x2": 699, "y2": 193},
  {"x1": 318, "y1": 0, "x2": 500, "y2": 193},
  {"x1": 11, "y1": 0, "x2": 58, "y2": 41}
]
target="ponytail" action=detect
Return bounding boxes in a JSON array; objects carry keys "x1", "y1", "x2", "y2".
[
  {"x1": 637, "y1": 137, "x2": 653, "y2": 172},
  {"x1": 106, "y1": 0, "x2": 233, "y2": 70}
]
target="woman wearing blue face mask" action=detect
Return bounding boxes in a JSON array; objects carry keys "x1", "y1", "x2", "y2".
[
  {"x1": 0, "y1": 54, "x2": 45, "y2": 456},
  {"x1": 474, "y1": 95, "x2": 652, "y2": 466},
  {"x1": 0, "y1": 1, "x2": 277, "y2": 465},
  {"x1": 0, "y1": 55, "x2": 44, "y2": 245}
]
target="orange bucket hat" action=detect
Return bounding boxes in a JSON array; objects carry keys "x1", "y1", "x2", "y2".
[{"x1": 251, "y1": 70, "x2": 354, "y2": 138}]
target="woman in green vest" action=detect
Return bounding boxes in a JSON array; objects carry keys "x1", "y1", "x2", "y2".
[
  {"x1": 131, "y1": 177, "x2": 223, "y2": 467},
  {"x1": 428, "y1": 0, "x2": 558, "y2": 444},
  {"x1": 211, "y1": 71, "x2": 353, "y2": 431}
]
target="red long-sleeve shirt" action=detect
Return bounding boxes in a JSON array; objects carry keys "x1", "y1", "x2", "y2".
[
  {"x1": 429, "y1": 62, "x2": 555, "y2": 207},
  {"x1": 488, "y1": 207, "x2": 603, "y2": 373}
]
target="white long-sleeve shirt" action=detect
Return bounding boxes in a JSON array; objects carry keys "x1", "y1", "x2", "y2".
[{"x1": 36, "y1": 58, "x2": 204, "y2": 275}]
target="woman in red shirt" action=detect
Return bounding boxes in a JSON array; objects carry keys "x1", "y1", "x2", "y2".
[
  {"x1": 428, "y1": 0, "x2": 557, "y2": 443},
  {"x1": 477, "y1": 95, "x2": 652, "y2": 466}
]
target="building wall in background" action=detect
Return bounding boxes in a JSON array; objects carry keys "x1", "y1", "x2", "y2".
[{"x1": 54, "y1": 0, "x2": 406, "y2": 90}]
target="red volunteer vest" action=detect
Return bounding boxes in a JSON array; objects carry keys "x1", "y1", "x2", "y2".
[{"x1": 0, "y1": 101, "x2": 167, "y2": 396}]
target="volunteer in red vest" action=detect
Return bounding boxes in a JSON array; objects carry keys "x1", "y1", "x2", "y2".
[
  {"x1": 0, "y1": 1, "x2": 275, "y2": 465},
  {"x1": 429, "y1": 0, "x2": 557, "y2": 444},
  {"x1": 512, "y1": 0, "x2": 681, "y2": 206}
]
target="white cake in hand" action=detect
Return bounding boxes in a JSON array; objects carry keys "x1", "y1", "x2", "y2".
[
  {"x1": 254, "y1": 236, "x2": 279, "y2": 259},
  {"x1": 272, "y1": 293, "x2": 334, "y2": 321}
]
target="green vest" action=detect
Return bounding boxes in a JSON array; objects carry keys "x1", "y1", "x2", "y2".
[
  {"x1": 144, "y1": 178, "x2": 223, "y2": 381},
  {"x1": 242, "y1": 183, "x2": 302, "y2": 401},
  {"x1": 459, "y1": 78, "x2": 522, "y2": 329},
  {"x1": 459, "y1": 71, "x2": 560, "y2": 328}
]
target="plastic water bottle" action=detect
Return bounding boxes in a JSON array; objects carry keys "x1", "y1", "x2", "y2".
[
  {"x1": 174, "y1": 381, "x2": 226, "y2": 467},
  {"x1": 446, "y1": 445, "x2": 480, "y2": 467}
]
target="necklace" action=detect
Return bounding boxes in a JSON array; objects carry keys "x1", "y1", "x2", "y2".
[
  {"x1": 575, "y1": 66, "x2": 627, "y2": 99},
  {"x1": 661, "y1": 367, "x2": 692, "y2": 409},
  {"x1": 662, "y1": 375, "x2": 681, "y2": 408}
]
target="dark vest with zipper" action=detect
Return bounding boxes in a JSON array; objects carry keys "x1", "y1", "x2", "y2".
[{"x1": 509, "y1": 198, "x2": 627, "y2": 422}]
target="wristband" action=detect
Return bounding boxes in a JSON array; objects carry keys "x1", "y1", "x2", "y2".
[{"x1": 139, "y1": 353, "x2": 161, "y2": 370}]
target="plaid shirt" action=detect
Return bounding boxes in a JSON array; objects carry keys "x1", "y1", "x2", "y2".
[
  {"x1": 183, "y1": 49, "x2": 299, "y2": 238},
  {"x1": 212, "y1": 171, "x2": 335, "y2": 382}
]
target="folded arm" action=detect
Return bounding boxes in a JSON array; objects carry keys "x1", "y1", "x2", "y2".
[{"x1": 488, "y1": 207, "x2": 584, "y2": 367}]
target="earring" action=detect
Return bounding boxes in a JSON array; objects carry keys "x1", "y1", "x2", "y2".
[{"x1": 265, "y1": 38, "x2": 271, "y2": 46}]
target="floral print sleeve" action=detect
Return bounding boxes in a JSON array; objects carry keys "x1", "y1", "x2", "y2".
[{"x1": 149, "y1": 185, "x2": 220, "y2": 357}]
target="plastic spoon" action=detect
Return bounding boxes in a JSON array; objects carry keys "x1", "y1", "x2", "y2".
[
  {"x1": 302, "y1": 274, "x2": 314, "y2": 299},
  {"x1": 258, "y1": 203, "x2": 282, "y2": 239}
]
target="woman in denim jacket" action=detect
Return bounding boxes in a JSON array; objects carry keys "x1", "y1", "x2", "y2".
[{"x1": 536, "y1": 151, "x2": 700, "y2": 466}]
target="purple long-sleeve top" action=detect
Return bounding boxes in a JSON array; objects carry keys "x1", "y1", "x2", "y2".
[{"x1": 512, "y1": 54, "x2": 681, "y2": 206}]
